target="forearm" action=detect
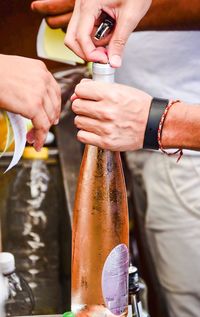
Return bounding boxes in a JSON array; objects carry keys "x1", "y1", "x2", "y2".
[
  {"x1": 162, "y1": 101, "x2": 200, "y2": 151},
  {"x1": 137, "y1": 0, "x2": 200, "y2": 31}
]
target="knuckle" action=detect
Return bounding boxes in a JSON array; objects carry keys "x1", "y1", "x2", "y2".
[
  {"x1": 27, "y1": 108, "x2": 35, "y2": 120},
  {"x1": 102, "y1": 138, "x2": 112, "y2": 149},
  {"x1": 104, "y1": 124, "x2": 113, "y2": 136},
  {"x1": 109, "y1": 89, "x2": 119, "y2": 103},
  {"x1": 34, "y1": 119, "x2": 47, "y2": 132},
  {"x1": 36, "y1": 71, "x2": 49, "y2": 86},
  {"x1": 74, "y1": 116, "x2": 80, "y2": 126},
  {"x1": 41, "y1": 122, "x2": 50, "y2": 133},
  {"x1": 77, "y1": 130, "x2": 85, "y2": 142},
  {"x1": 46, "y1": 17, "x2": 54, "y2": 29},
  {"x1": 76, "y1": 34, "x2": 82, "y2": 42},
  {"x1": 36, "y1": 59, "x2": 46, "y2": 70},
  {"x1": 37, "y1": 85, "x2": 46, "y2": 98},
  {"x1": 103, "y1": 134, "x2": 116, "y2": 149},
  {"x1": 112, "y1": 38, "x2": 126, "y2": 48},
  {"x1": 72, "y1": 99, "x2": 80, "y2": 111},
  {"x1": 45, "y1": 2, "x2": 56, "y2": 13},
  {"x1": 49, "y1": 112, "x2": 56, "y2": 124},
  {"x1": 74, "y1": 83, "x2": 81, "y2": 96},
  {"x1": 64, "y1": 34, "x2": 73, "y2": 48},
  {"x1": 34, "y1": 97, "x2": 44, "y2": 110},
  {"x1": 101, "y1": 108, "x2": 114, "y2": 121},
  {"x1": 76, "y1": 34, "x2": 87, "y2": 46},
  {"x1": 56, "y1": 100, "x2": 61, "y2": 115},
  {"x1": 43, "y1": 70, "x2": 51, "y2": 83}
]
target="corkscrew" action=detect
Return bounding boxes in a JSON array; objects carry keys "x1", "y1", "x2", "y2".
[{"x1": 94, "y1": 13, "x2": 115, "y2": 40}]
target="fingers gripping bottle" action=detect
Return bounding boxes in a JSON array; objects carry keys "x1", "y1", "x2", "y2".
[{"x1": 72, "y1": 63, "x2": 129, "y2": 317}]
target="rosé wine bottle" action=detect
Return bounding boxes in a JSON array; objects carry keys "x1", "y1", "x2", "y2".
[{"x1": 71, "y1": 63, "x2": 129, "y2": 317}]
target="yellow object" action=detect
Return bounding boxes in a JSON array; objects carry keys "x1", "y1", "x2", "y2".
[
  {"x1": 23, "y1": 146, "x2": 49, "y2": 160},
  {"x1": 37, "y1": 20, "x2": 84, "y2": 65},
  {"x1": 87, "y1": 62, "x2": 93, "y2": 76},
  {"x1": 26, "y1": 119, "x2": 33, "y2": 132},
  {"x1": 0, "y1": 111, "x2": 14, "y2": 155}
]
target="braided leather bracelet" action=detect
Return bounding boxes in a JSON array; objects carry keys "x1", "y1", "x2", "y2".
[{"x1": 157, "y1": 100, "x2": 183, "y2": 162}]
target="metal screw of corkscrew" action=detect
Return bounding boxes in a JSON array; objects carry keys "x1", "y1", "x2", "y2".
[{"x1": 94, "y1": 14, "x2": 115, "y2": 40}]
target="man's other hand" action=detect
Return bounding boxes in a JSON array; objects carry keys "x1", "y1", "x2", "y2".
[{"x1": 31, "y1": 0, "x2": 75, "y2": 29}]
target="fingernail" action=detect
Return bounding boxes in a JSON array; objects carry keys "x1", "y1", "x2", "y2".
[
  {"x1": 26, "y1": 131, "x2": 35, "y2": 143},
  {"x1": 81, "y1": 78, "x2": 91, "y2": 82},
  {"x1": 70, "y1": 93, "x2": 78, "y2": 102},
  {"x1": 35, "y1": 144, "x2": 42, "y2": 152},
  {"x1": 90, "y1": 50, "x2": 108, "y2": 64},
  {"x1": 109, "y1": 55, "x2": 122, "y2": 68},
  {"x1": 54, "y1": 119, "x2": 59, "y2": 125}
]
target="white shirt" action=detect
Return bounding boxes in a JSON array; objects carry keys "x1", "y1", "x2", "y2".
[{"x1": 115, "y1": 31, "x2": 200, "y2": 155}]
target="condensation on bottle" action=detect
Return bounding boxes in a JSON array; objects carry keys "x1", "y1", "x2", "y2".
[{"x1": 71, "y1": 63, "x2": 129, "y2": 317}]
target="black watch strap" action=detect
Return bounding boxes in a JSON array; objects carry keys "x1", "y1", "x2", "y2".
[{"x1": 143, "y1": 97, "x2": 169, "y2": 150}]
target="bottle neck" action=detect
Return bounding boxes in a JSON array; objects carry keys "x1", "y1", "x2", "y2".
[
  {"x1": 92, "y1": 72, "x2": 114, "y2": 83},
  {"x1": 86, "y1": 63, "x2": 117, "y2": 154},
  {"x1": 92, "y1": 63, "x2": 115, "y2": 83}
]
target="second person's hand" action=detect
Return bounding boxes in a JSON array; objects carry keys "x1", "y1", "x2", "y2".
[
  {"x1": 0, "y1": 55, "x2": 61, "y2": 151},
  {"x1": 31, "y1": 0, "x2": 75, "y2": 29},
  {"x1": 65, "y1": 0, "x2": 152, "y2": 67},
  {"x1": 71, "y1": 79, "x2": 152, "y2": 151}
]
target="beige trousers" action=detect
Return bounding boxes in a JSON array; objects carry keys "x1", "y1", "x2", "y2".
[{"x1": 127, "y1": 150, "x2": 200, "y2": 317}]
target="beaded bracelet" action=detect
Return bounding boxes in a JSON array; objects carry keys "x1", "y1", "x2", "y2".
[{"x1": 157, "y1": 100, "x2": 183, "y2": 162}]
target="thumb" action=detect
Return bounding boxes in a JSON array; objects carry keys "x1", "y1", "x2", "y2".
[{"x1": 108, "y1": 15, "x2": 134, "y2": 68}]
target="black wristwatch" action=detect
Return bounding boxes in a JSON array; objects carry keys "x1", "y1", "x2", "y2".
[{"x1": 143, "y1": 97, "x2": 169, "y2": 150}]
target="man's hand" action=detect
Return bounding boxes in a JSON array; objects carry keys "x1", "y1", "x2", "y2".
[
  {"x1": 71, "y1": 79, "x2": 152, "y2": 151},
  {"x1": 31, "y1": 0, "x2": 75, "y2": 29},
  {"x1": 65, "y1": 0, "x2": 152, "y2": 67},
  {"x1": 0, "y1": 55, "x2": 61, "y2": 151}
]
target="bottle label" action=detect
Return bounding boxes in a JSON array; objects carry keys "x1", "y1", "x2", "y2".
[{"x1": 102, "y1": 244, "x2": 129, "y2": 315}]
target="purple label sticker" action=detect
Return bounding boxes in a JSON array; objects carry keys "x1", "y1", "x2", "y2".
[{"x1": 102, "y1": 244, "x2": 129, "y2": 315}]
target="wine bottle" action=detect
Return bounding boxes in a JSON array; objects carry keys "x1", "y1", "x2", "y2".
[
  {"x1": 128, "y1": 265, "x2": 143, "y2": 317},
  {"x1": 71, "y1": 63, "x2": 129, "y2": 317}
]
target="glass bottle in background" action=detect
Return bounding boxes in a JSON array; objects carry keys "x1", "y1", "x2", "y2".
[
  {"x1": 0, "y1": 269, "x2": 7, "y2": 317},
  {"x1": 4, "y1": 147, "x2": 62, "y2": 314},
  {"x1": 128, "y1": 265, "x2": 149, "y2": 317},
  {"x1": 128, "y1": 265, "x2": 143, "y2": 317},
  {"x1": 0, "y1": 252, "x2": 34, "y2": 316},
  {"x1": 72, "y1": 63, "x2": 129, "y2": 317}
]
